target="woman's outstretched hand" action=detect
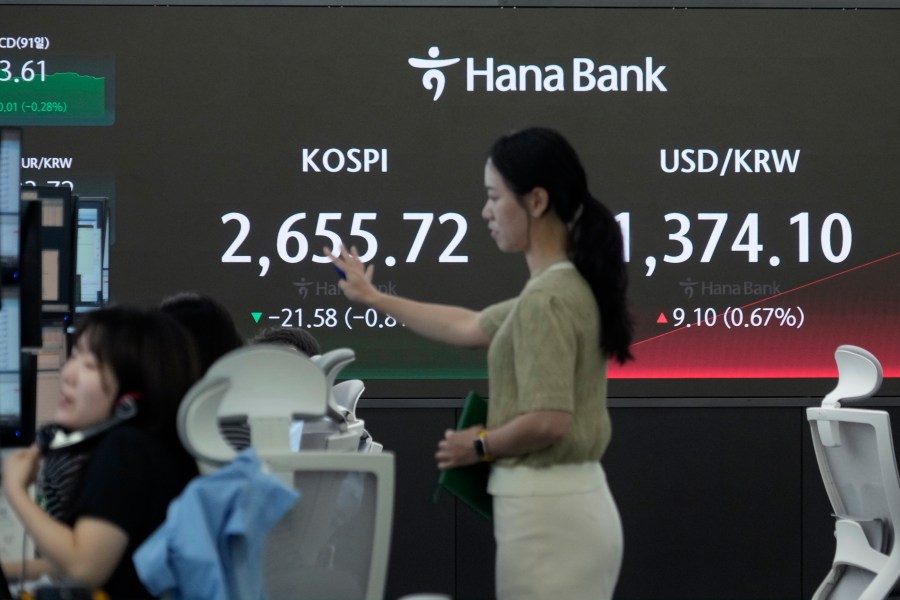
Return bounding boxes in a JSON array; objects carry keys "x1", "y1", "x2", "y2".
[{"x1": 327, "y1": 245, "x2": 378, "y2": 305}]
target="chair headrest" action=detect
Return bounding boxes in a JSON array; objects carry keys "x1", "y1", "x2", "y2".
[
  {"x1": 178, "y1": 345, "x2": 329, "y2": 467},
  {"x1": 822, "y1": 345, "x2": 883, "y2": 408},
  {"x1": 313, "y1": 348, "x2": 359, "y2": 423}
]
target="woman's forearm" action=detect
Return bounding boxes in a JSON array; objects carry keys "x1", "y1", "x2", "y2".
[
  {"x1": 484, "y1": 410, "x2": 573, "y2": 459},
  {"x1": 368, "y1": 292, "x2": 489, "y2": 348},
  {"x1": 3, "y1": 486, "x2": 126, "y2": 588},
  {"x1": 332, "y1": 245, "x2": 489, "y2": 348},
  {"x1": 4, "y1": 485, "x2": 81, "y2": 575},
  {"x1": 436, "y1": 410, "x2": 574, "y2": 470}
]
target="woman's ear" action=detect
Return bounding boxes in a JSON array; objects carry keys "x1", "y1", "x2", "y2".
[{"x1": 526, "y1": 187, "x2": 550, "y2": 218}]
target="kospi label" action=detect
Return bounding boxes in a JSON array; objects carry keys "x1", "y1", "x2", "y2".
[{"x1": 301, "y1": 148, "x2": 388, "y2": 173}]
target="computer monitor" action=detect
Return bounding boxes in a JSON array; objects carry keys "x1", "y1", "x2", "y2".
[
  {"x1": 19, "y1": 186, "x2": 76, "y2": 317},
  {"x1": 0, "y1": 285, "x2": 36, "y2": 447},
  {"x1": 0, "y1": 128, "x2": 21, "y2": 274},
  {"x1": 0, "y1": 128, "x2": 36, "y2": 446},
  {"x1": 75, "y1": 197, "x2": 109, "y2": 311}
]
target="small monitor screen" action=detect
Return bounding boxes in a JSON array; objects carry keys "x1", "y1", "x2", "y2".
[
  {"x1": 0, "y1": 128, "x2": 21, "y2": 268},
  {"x1": 0, "y1": 288, "x2": 23, "y2": 436},
  {"x1": 75, "y1": 198, "x2": 107, "y2": 310}
]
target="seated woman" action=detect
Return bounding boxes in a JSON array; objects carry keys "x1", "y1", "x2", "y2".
[
  {"x1": 160, "y1": 291, "x2": 244, "y2": 374},
  {"x1": 1, "y1": 306, "x2": 201, "y2": 599}
]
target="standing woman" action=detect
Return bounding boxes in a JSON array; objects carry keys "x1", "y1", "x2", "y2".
[
  {"x1": 1, "y1": 306, "x2": 201, "y2": 598},
  {"x1": 332, "y1": 126, "x2": 632, "y2": 599}
]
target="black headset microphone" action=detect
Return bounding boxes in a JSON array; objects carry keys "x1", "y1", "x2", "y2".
[{"x1": 37, "y1": 392, "x2": 140, "y2": 453}]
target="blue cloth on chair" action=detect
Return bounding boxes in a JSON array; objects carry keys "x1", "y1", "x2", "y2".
[{"x1": 133, "y1": 448, "x2": 299, "y2": 600}]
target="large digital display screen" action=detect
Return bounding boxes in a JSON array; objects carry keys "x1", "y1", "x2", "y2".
[{"x1": 2, "y1": 5, "x2": 898, "y2": 399}]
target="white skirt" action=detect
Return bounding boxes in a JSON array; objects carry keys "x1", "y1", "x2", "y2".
[{"x1": 490, "y1": 463, "x2": 623, "y2": 600}]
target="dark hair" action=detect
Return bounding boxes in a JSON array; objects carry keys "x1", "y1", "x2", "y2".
[
  {"x1": 488, "y1": 127, "x2": 634, "y2": 363},
  {"x1": 160, "y1": 292, "x2": 244, "y2": 373},
  {"x1": 74, "y1": 305, "x2": 201, "y2": 442},
  {"x1": 251, "y1": 326, "x2": 322, "y2": 357}
]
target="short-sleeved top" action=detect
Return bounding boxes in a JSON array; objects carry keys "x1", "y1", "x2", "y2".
[
  {"x1": 478, "y1": 261, "x2": 611, "y2": 469},
  {"x1": 70, "y1": 425, "x2": 199, "y2": 599}
]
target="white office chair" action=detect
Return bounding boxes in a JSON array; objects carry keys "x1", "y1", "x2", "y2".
[
  {"x1": 175, "y1": 345, "x2": 395, "y2": 600},
  {"x1": 807, "y1": 345, "x2": 900, "y2": 600},
  {"x1": 179, "y1": 346, "x2": 377, "y2": 468}
]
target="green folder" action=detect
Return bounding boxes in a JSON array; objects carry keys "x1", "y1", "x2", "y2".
[{"x1": 433, "y1": 391, "x2": 493, "y2": 520}]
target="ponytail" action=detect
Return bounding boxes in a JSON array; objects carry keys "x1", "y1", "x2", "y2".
[{"x1": 570, "y1": 196, "x2": 634, "y2": 364}]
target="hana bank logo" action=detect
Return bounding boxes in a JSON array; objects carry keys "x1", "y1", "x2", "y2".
[
  {"x1": 408, "y1": 45, "x2": 668, "y2": 101},
  {"x1": 408, "y1": 46, "x2": 461, "y2": 101}
]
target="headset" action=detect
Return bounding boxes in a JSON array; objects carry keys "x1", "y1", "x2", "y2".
[{"x1": 37, "y1": 393, "x2": 140, "y2": 453}]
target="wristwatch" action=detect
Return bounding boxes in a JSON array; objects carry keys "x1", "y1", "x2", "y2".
[{"x1": 473, "y1": 429, "x2": 492, "y2": 462}]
